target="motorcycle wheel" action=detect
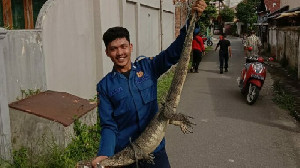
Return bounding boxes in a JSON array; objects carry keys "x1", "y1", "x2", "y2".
[
  {"x1": 207, "y1": 40, "x2": 213, "y2": 46},
  {"x1": 246, "y1": 84, "x2": 259, "y2": 105}
]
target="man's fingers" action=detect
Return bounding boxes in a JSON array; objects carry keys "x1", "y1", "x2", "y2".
[{"x1": 192, "y1": 0, "x2": 207, "y2": 15}]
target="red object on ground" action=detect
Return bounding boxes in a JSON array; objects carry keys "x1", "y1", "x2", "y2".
[
  {"x1": 248, "y1": 46, "x2": 253, "y2": 51},
  {"x1": 258, "y1": 57, "x2": 264, "y2": 63}
]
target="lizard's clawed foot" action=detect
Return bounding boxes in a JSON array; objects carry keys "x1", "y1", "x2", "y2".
[
  {"x1": 180, "y1": 115, "x2": 195, "y2": 134},
  {"x1": 168, "y1": 113, "x2": 196, "y2": 134}
]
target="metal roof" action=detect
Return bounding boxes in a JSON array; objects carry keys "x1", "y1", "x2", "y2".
[{"x1": 9, "y1": 90, "x2": 97, "y2": 126}]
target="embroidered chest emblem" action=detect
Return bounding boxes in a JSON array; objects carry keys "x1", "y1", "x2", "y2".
[
  {"x1": 136, "y1": 71, "x2": 144, "y2": 78},
  {"x1": 110, "y1": 87, "x2": 123, "y2": 96}
]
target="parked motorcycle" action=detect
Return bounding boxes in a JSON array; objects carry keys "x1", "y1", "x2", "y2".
[
  {"x1": 237, "y1": 46, "x2": 273, "y2": 105},
  {"x1": 237, "y1": 55, "x2": 267, "y2": 105}
]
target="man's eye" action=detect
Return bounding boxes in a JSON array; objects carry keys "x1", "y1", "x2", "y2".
[
  {"x1": 121, "y1": 45, "x2": 128, "y2": 49},
  {"x1": 110, "y1": 48, "x2": 117, "y2": 52}
]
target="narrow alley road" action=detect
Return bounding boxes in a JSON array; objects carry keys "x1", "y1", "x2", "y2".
[{"x1": 166, "y1": 36, "x2": 300, "y2": 168}]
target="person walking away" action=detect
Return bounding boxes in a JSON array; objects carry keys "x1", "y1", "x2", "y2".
[
  {"x1": 190, "y1": 31, "x2": 205, "y2": 73},
  {"x1": 91, "y1": 1, "x2": 207, "y2": 168},
  {"x1": 215, "y1": 34, "x2": 232, "y2": 74},
  {"x1": 245, "y1": 30, "x2": 262, "y2": 58}
]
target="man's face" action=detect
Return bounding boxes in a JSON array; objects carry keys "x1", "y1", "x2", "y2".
[{"x1": 106, "y1": 37, "x2": 133, "y2": 72}]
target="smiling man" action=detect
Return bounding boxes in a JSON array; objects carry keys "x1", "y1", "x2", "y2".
[{"x1": 92, "y1": 1, "x2": 207, "y2": 167}]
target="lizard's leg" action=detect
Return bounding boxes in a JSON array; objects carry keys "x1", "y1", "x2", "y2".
[
  {"x1": 129, "y1": 138, "x2": 155, "y2": 166},
  {"x1": 163, "y1": 108, "x2": 195, "y2": 134}
]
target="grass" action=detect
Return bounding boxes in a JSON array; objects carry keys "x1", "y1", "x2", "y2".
[
  {"x1": 157, "y1": 68, "x2": 175, "y2": 103},
  {"x1": 205, "y1": 46, "x2": 213, "y2": 51},
  {"x1": 0, "y1": 118, "x2": 100, "y2": 168},
  {"x1": 272, "y1": 80, "x2": 299, "y2": 121}
]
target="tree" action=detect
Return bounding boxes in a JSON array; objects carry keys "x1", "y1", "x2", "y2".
[
  {"x1": 220, "y1": 6, "x2": 235, "y2": 22},
  {"x1": 197, "y1": 0, "x2": 218, "y2": 34},
  {"x1": 236, "y1": 0, "x2": 259, "y2": 30}
]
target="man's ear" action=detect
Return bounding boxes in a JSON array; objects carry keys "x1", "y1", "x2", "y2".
[{"x1": 130, "y1": 43, "x2": 133, "y2": 52}]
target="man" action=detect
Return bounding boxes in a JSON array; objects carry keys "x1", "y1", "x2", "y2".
[
  {"x1": 245, "y1": 30, "x2": 262, "y2": 58},
  {"x1": 92, "y1": 1, "x2": 207, "y2": 168},
  {"x1": 190, "y1": 31, "x2": 205, "y2": 73},
  {"x1": 215, "y1": 34, "x2": 232, "y2": 74}
]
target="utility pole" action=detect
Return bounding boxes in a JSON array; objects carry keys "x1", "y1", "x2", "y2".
[{"x1": 160, "y1": 0, "x2": 163, "y2": 51}]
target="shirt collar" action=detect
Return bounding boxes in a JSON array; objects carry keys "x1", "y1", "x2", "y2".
[{"x1": 111, "y1": 63, "x2": 137, "y2": 78}]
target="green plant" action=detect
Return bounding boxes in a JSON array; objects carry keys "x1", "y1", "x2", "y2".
[
  {"x1": 272, "y1": 80, "x2": 297, "y2": 120},
  {"x1": 19, "y1": 89, "x2": 41, "y2": 100},
  {"x1": 286, "y1": 66, "x2": 298, "y2": 80},
  {"x1": 205, "y1": 46, "x2": 213, "y2": 51},
  {"x1": 64, "y1": 118, "x2": 100, "y2": 162},
  {"x1": 1, "y1": 116, "x2": 101, "y2": 167},
  {"x1": 236, "y1": 0, "x2": 258, "y2": 30},
  {"x1": 12, "y1": 147, "x2": 30, "y2": 168},
  {"x1": 157, "y1": 69, "x2": 175, "y2": 103},
  {"x1": 89, "y1": 94, "x2": 98, "y2": 102},
  {"x1": 197, "y1": 0, "x2": 218, "y2": 35},
  {"x1": 219, "y1": 6, "x2": 235, "y2": 22}
]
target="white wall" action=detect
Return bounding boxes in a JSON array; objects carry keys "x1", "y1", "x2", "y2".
[
  {"x1": 140, "y1": 6, "x2": 160, "y2": 57},
  {"x1": 98, "y1": 0, "x2": 121, "y2": 76},
  {"x1": 0, "y1": 28, "x2": 11, "y2": 160},
  {"x1": 162, "y1": 12, "x2": 175, "y2": 50},
  {"x1": 123, "y1": 1, "x2": 138, "y2": 60},
  {"x1": 280, "y1": 0, "x2": 300, "y2": 9},
  {"x1": 4, "y1": 31, "x2": 46, "y2": 103},
  {"x1": 37, "y1": 0, "x2": 97, "y2": 100}
]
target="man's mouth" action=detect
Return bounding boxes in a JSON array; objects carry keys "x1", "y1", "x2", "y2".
[{"x1": 117, "y1": 56, "x2": 126, "y2": 62}]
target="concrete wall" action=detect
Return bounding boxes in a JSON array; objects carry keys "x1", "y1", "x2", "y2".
[
  {"x1": 285, "y1": 29, "x2": 299, "y2": 68},
  {"x1": 269, "y1": 26, "x2": 300, "y2": 78},
  {"x1": 0, "y1": 28, "x2": 11, "y2": 160},
  {"x1": 268, "y1": 28, "x2": 277, "y2": 57},
  {"x1": 10, "y1": 108, "x2": 97, "y2": 151},
  {"x1": 36, "y1": 0, "x2": 97, "y2": 100},
  {"x1": 3, "y1": 31, "x2": 46, "y2": 103},
  {"x1": 280, "y1": 0, "x2": 300, "y2": 9}
]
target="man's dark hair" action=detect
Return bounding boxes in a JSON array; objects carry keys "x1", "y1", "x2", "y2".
[{"x1": 103, "y1": 27, "x2": 130, "y2": 47}]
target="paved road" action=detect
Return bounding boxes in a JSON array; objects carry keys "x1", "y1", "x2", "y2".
[{"x1": 166, "y1": 36, "x2": 300, "y2": 168}]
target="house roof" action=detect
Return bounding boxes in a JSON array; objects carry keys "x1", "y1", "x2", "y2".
[
  {"x1": 275, "y1": 11, "x2": 300, "y2": 19},
  {"x1": 9, "y1": 90, "x2": 97, "y2": 127},
  {"x1": 273, "y1": 7, "x2": 300, "y2": 19}
]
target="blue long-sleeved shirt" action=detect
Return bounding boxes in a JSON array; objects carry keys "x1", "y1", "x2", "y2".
[{"x1": 97, "y1": 26, "x2": 187, "y2": 156}]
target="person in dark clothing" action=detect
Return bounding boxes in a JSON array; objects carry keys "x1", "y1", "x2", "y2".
[
  {"x1": 190, "y1": 31, "x2": 205, "y2": 73},
  {"x1": 215, "y1": 34, "x2": 232, "y2": 74}
]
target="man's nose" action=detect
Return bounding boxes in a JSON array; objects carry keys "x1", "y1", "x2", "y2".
[{"x1": 116, "y1": 48, "x2": 123, "y2": 55}]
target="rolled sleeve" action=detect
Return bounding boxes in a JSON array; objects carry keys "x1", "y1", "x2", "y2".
[{"x1": 97, "y1": 83, "x2": 118, "y2": 156}]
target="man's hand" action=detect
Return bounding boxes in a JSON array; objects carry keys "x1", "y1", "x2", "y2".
[
  {"x1": 92, "y1": 156, "x2": 108, "y2": 168},
  {"x1": 192, "y1": 0, "x2": 207, "y2": 16}
]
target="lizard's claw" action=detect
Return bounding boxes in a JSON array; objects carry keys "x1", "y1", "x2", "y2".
[
  {"x1": 180, "y1": 122, "x2": 194, "y2": 134},
  {"x1": 145, "y1": 153, "x2": 155, "y2": 164}
]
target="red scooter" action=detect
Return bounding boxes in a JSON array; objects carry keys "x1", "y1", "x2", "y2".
[{"x1": 237, "y1": 47, "x2": 273, "y2": 105}]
